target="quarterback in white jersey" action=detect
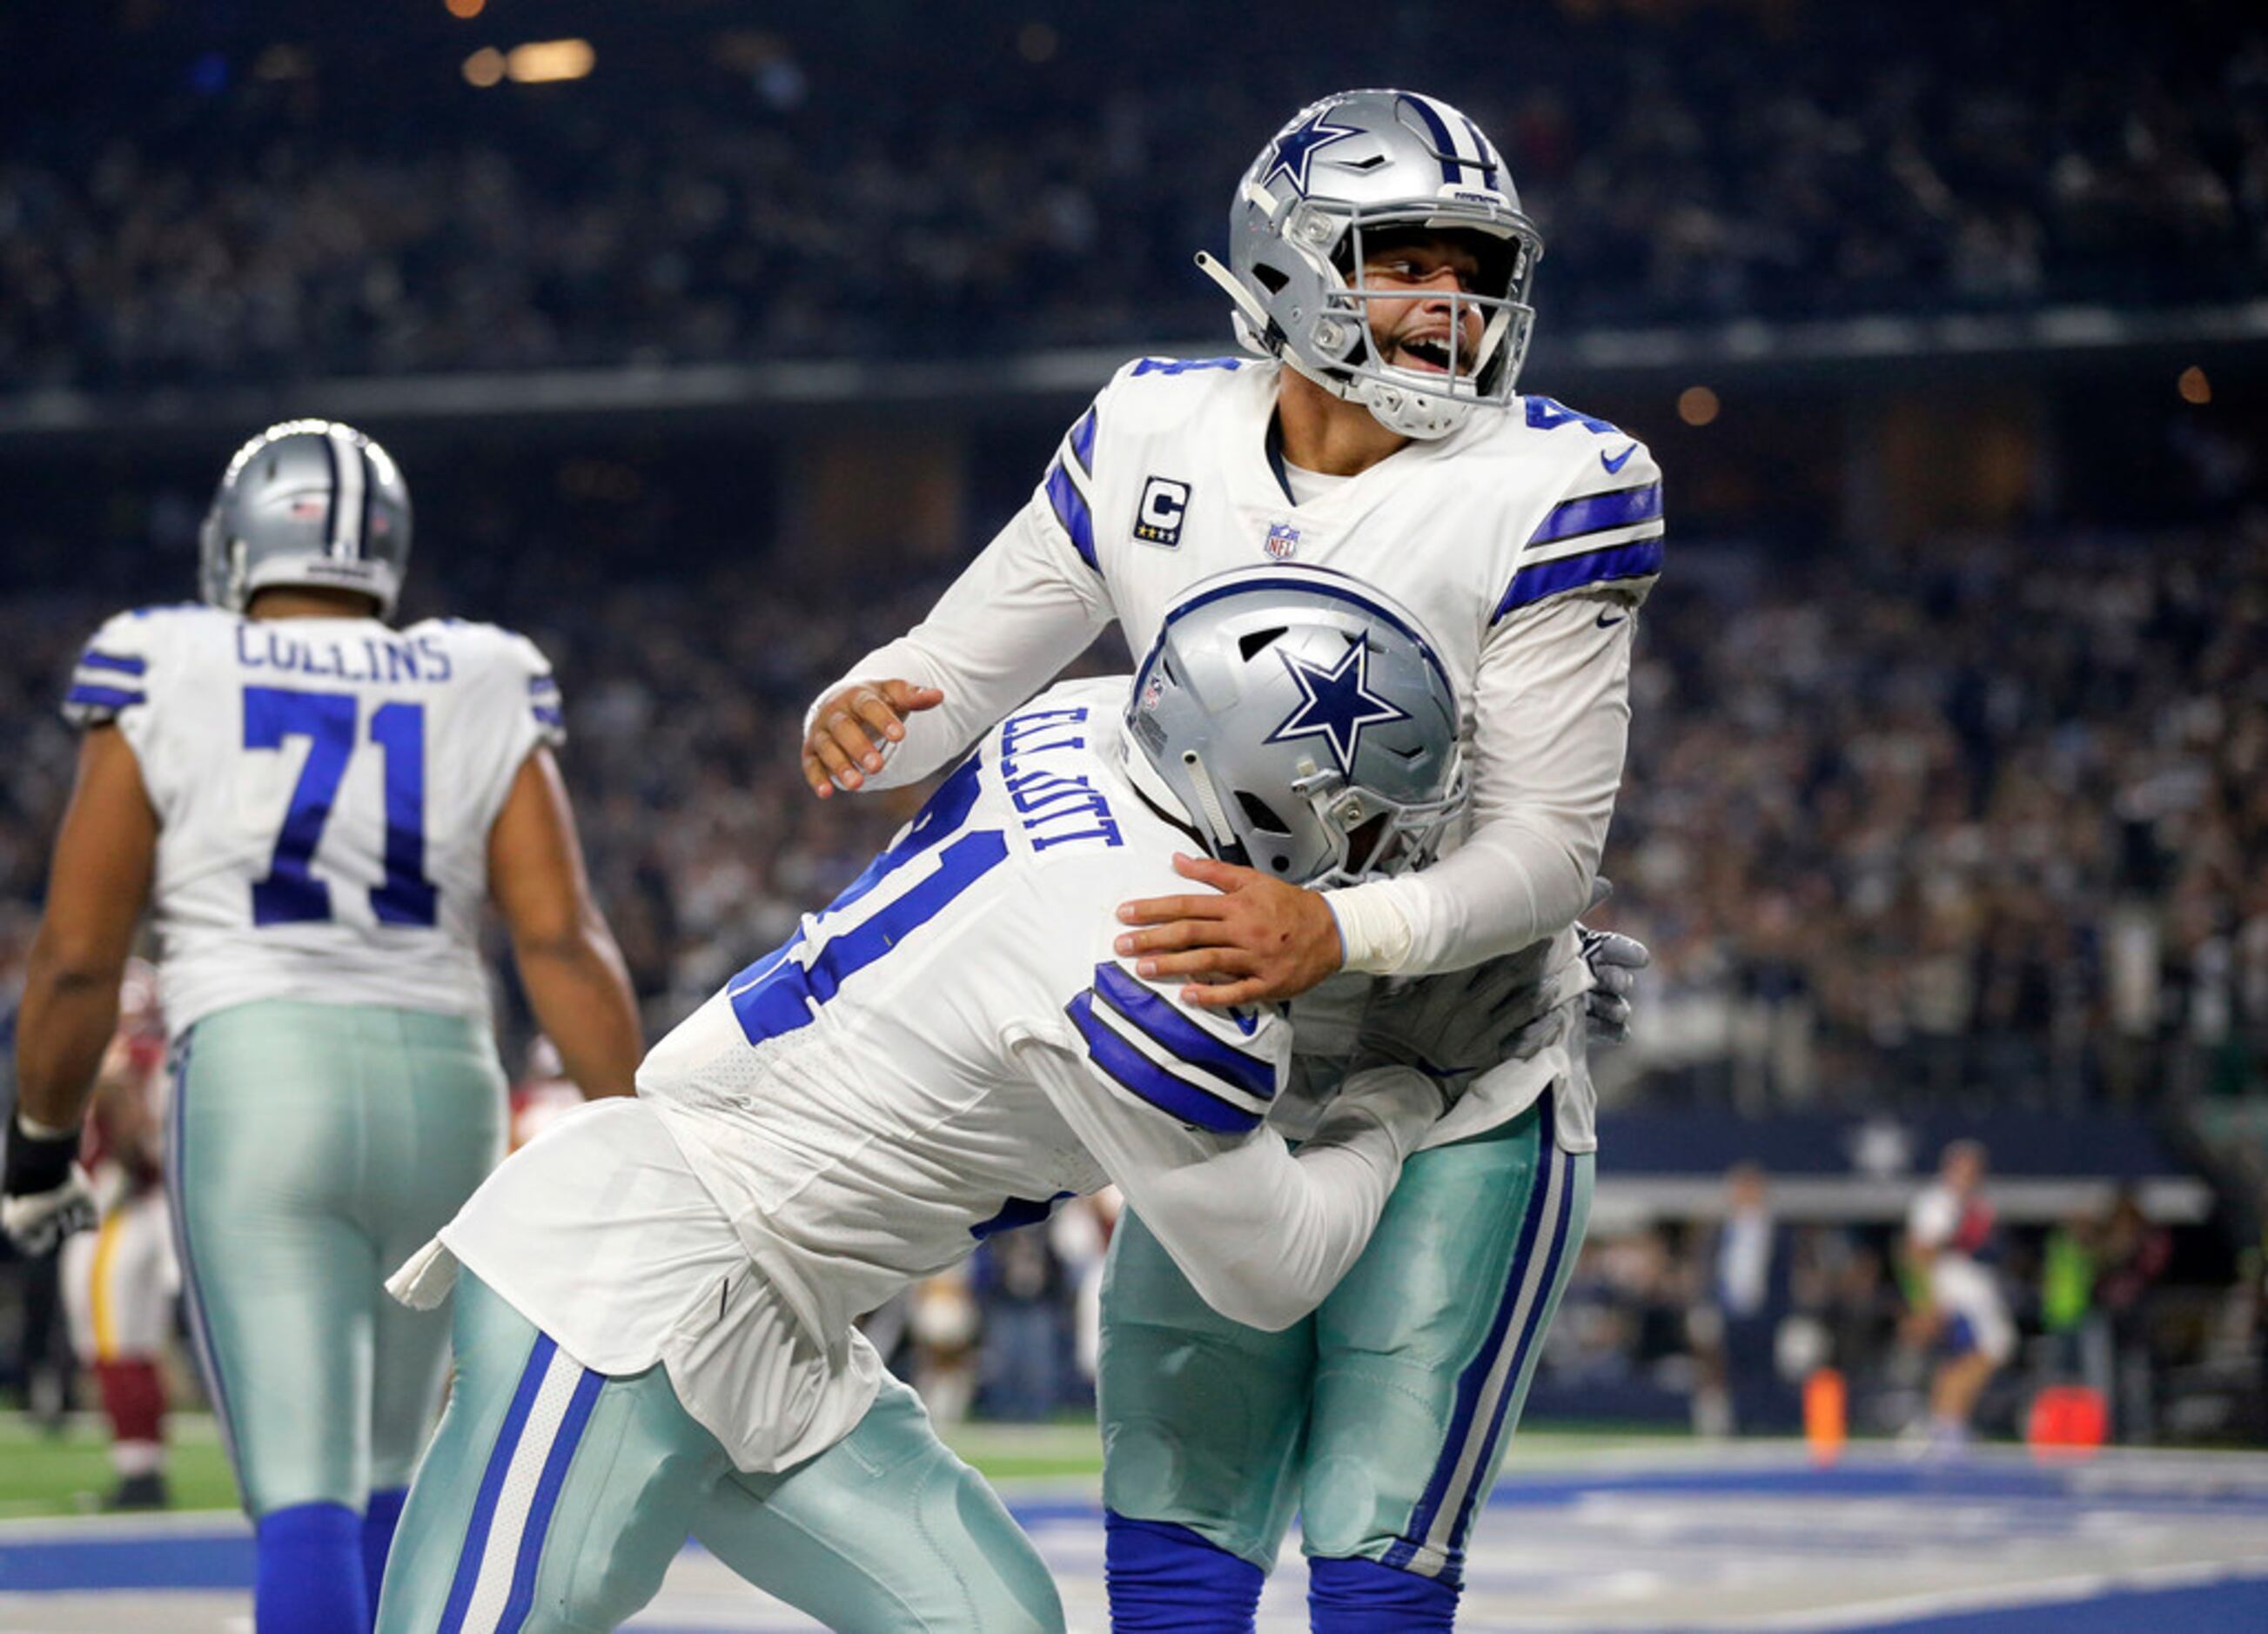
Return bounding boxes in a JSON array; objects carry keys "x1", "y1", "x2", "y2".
[
  {"x1": 4, "y1": 421, "x2": 641, "y2": 1634},
  {"x1": 372, "y1": 576, "x2": 1536, "y2": 1634},
  {"x1": 802, "y1": 89, "x2": 1659, "y2": 1624}
]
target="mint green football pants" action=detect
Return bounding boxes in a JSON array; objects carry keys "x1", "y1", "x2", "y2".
[
  {"x1": 168, "y1": 1000, "x2": 507, "y2": 1517},
  {"x1": 1100, "y1": 1089, "x2": 1593, "y2": 1587},
  {"x1": 374, "y1": 1271, "x2": 1066, "y2": 1633}
]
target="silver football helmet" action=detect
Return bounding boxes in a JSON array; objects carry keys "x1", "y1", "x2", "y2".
[
  {"x1": 1197, "y1": 89, "x2": 1543, "y2": 440},
  {"x1": 1125, "y1": 566, "x2": 1466, "y2": 888},
  {"x1": 198, "y1": 419, "x2": 412, "y2": 618}
]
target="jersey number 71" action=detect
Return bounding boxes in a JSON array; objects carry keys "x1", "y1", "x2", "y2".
[{"x1": 244, "y1": 686, "x2": 439, "y2": 928}]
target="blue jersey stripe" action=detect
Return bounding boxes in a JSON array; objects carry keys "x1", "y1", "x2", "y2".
[
  {"x1": 730, "y1": 827, "x2": 1009, "y2": 1043},
  {"x1": 65, "y1": 683, "x2": 146, "y2": 711},
  {"x1": 1399, "y1": 93, "x2": 1466, "y2": 184},
  {"x1": 439, "y1": 1335, "x2": 557, "y2": 1634},
  {"x1": 1493, "y1": 539, "x2": 1664, "y2": 622},
  {"x1": 1044, "y1": 459, "x2": 1097, "y2": 569},
  {"x1": 1069, "y1": 405, "x2": 1098, "y2": 477},
  {"x1": 496, "y1": 1364, "x2": 605, "y2": 1632},
  {"x1": 77, "y1": 650, "x2": 147, "y2": 676},
  {"x1": 1068, "y1": 992, "x2": 1262, "y2": 1135},
  {"x1": 531, "y1": 704, "x2": 565, "y2": 729},
  {"x1": 1527, "y1": 483, "x2": 1662, "y2": 546},
  {"x1": 1090, "y1": 962, "x2": 1274, "y2": 1102}
]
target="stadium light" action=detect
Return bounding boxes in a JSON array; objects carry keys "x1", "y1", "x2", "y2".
[
  {"x1": 462, "y1": 47, "x2": 506, "y2": 87},
  {"x1": 2178, "y1": 365, "x2": 2211, "y2": 405},
  {"x1": 446, "y1": 0, "x2": 486, "y2": 17},
  {"x1": 507, "y1": 39, "x2": 596, "y2": 83},
  {"x1": 1678, "y1": 385, "x2": 1721, "y2": 426}
]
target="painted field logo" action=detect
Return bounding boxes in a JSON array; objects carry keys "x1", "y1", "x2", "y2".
[{"x1": 1264, "y1": 521, "x2": 1301, "y2": 560}]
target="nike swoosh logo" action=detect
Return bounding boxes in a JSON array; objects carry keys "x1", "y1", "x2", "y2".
[
  {"x1": 1601, "y1": 444, "x2": 1639, "y2": 474},
  {"x1": 1596, "y1": 612, "x2": 1627, "y2": 628}
]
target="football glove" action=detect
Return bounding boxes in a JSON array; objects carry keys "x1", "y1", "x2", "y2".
[
  {"x1": 2, "y1": 1118, "x2": 97, "y2": 1256},
  {"x1": 1352, "y1": 947, "x2": 1571, "y2": 1109},
  {"x1": 1578, "y1": 926, "x2": 1650, "y2": 1047}
]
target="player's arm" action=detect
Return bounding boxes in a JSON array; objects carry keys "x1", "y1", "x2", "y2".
[
  {"x1": 487, "y1": 747, "x2": 641, "y2": 1098},
  {"x1": 802, "y1": 402, "x2": 1116, "y2": 797},
  {"x1": 5, "y1": 727, "x2": 155, "y2": 1250},
  {"x1": 1019, "y1": 1026, "x2": 1437, "y2": 1333}
]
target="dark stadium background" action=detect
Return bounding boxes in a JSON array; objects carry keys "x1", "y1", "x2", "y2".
[{"x1": 4, "y1": 0, "x2": 2265, "y2": 1459}]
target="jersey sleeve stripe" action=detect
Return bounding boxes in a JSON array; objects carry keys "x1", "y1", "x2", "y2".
[
  {"x1": 1068, "y1": 405, "x2": 1098, "y2": 478},
  {"x1": 1043, "y1": 458, "x2": 1099, "y2": 569},
  {"x1": 65, "y1": 682, "x2": 147, "y2": 711},
  {"x1": 77, "y1": 650, "x2": 147, "y2": 676},
  {"x1": 1067, "y1": 991, "x2": 1264, "y2": 1135},
  {"x1": 1527, "y1": 483, "x2": 1662, "y2": 546},
  {"x1": 1493, "y1": 539, "x2": 1663, "y2": 620},
  {"x1": 531, "y1": 704, "x2": 565, "y2": 730},
  {"x1": 1090, "y1": 961, "x2": 1276, "y2": 1102},
  {"x1": 527, "y1": 675, "x2": 560, "y2": 696}
]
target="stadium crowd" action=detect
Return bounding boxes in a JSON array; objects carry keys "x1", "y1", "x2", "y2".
[
  {"x1": 0, "y1": 513, "x2": 2262, "y2": 1115},
  {"x1": 4, "y1": 0, "x2": 2265, "y2": 388}
]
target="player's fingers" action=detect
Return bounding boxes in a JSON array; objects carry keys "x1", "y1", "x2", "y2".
[
  {"x1": 881, "y1": 680, "x2": 947, "y2": 714},
  {"x1": 800, "y1": 746, "x2": 837, "y2": 799},
  {"x1": 851, "y1": 691, "x2": 909, "y2": 745},
  {"x1": 807, "y1": 729, "x2": 866, "y2": 792},
  {"x1": 1117, "y1": 893, "x2": 1230, "y2": 927},
  {"x1": 1594, "y1": 962, "x2": 1636, "y2": 996},
  {"x1": 824, "y1": 707, "x2": 888, "y2": 773},
  {"x1": 1114, "y1": 921, "x2": 1209, "y2": 956},
  {"x1": 1595, "y1": 931, "x2": 1651, "y2": 968},
  {"x1": 1589, "y1": 994, "x2": 1632, "y2": 1028},
  {"x1": 1136, "y1": 948, "x2": 1258, "y2": 981},
  {"x1": 1170, "y1": 852, "x2": 1252, "y2": 891},
  {"x1": 1179, "y1": 976, "x2": 1272, "y2": 1009}
]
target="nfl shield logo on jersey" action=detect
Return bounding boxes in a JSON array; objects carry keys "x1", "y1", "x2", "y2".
[{"x1": 1264, "y1": 522, "x2": 1301, "y2": 561}]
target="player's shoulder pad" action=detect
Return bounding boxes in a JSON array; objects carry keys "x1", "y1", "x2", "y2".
[
  {"x1": 1061, "y1": 921, "x2": 1290, "y2": 1137},
  {"x1": 61, "y1": 604, "x2": 215, "y2": 728},
  {"x1": 406, "y1": 617, "x2": 564, "y2": 743},
  {"x1": 1490, "y1": 397, "x2": 1665, "y2": 625},
  {"x1": 1103, "y1": 352, "x2": 1267, "y2": 422}
]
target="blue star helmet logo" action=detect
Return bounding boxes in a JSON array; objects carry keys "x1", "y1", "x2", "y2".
[
  {"x1": 1261, "y1": 107, "x2": 1365, "y2": 197},
  {"x1": 1266, "y1": 638, "x2": 1410, "y2": 773}
]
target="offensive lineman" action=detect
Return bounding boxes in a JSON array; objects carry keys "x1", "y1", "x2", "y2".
[
  {"x1": 801, "y1": 90, "x2": 1662, "y2": 1627},
  {"x1": 1, "y1": 422, "x2": 642, "y2": 1633},
  {"x1": 372, "y1": 573, "x2": 1565, "y2": 1632}
]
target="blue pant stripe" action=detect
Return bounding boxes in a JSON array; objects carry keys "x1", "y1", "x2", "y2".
[
  {"x1": 163, "y1": 1030, "x2": 243, "y2": 1485},
  {"x1": 1444, "y1": 1141, "x2": 1577, "y2": 1567},
  {"x1": 438, "y1": 1335, "x2": 557, "y2": 1634},
  {"x1": 1383, "y1": 1095, "x2": 1559, "y2": 1571},
  {"x1": 495, "y1": 1366, "x2": 605, "y2": 1633}
]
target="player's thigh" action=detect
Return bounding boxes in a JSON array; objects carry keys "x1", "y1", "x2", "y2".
[
  {"x1": 1305, "y1": 1098, "x2": 1594, "y2": 1582},
  {"x1": 376, "y1": 1272, "x2": 730, "y2": 1634},
  {"x1": 170, "y1": 1006, "x2": 386, "y2": 1514},
  {"x1": 1097, "y1": 1206, "x2": 1315, "y2": 1570},
  {"x1": 364, "y1": 1009, "x2": 508, "y2": 1486},
  {"x1": 99, "y1": 1194, "x2": 178, "y2": 1358},
  {"x1": 696, "y1": 1371, "x2": 1064, "y2": 1634}
]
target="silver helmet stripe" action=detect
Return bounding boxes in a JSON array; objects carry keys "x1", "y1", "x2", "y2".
[{"x1": 326, "y1": 423, "x2": 366, "y2": 559}]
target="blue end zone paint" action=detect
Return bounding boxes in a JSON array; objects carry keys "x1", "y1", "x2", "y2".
[{"x1": 1871, "y1": 1577, "x2": 2268, "y2": 1632}]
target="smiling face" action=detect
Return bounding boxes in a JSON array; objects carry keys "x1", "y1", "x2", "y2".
[{"x1": 1354, "y1": 226, "x2": 1501, "y2": 378}]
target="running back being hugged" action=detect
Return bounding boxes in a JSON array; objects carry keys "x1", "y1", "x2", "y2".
[{"x1": 801, "y1": 88, "x2": 1659, "y2": 1630}]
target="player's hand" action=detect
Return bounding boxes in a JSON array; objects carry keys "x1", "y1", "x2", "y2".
[
  {"x1": 1578, "y1": 924, "x2": 1650, "y2": 1046},
  {"x1": 2, "y1": 1119, "x2": 97, "y2": 1256},
  {"x1": 801, "y1": 680, "x2": 946, "y2": 799},
  {"x1": 1350, "y1": 951, "x2": 1568, "y2": 1109},
  {"x1": 1115, "y1": 853, "x2": 1343, "y2": 1008}
]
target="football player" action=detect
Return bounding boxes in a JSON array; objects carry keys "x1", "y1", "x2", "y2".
[
  {"x1": 2, "y1": 421, "x2": 642, "y2": 1633},
  {"x1": 372, "y1": 573, "x2": 1576, "y2": 1633},
  {"x1": 56, "y1": 958, "x2": 177, "y2": 1510},
  {"x1": 800, "y1": 89, "x2": 1661, "y2": 1628}
]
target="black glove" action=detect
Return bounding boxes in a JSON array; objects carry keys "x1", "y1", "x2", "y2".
[{"x1": 3, "y1": 1118, "x2": 97, "y2": 1256}]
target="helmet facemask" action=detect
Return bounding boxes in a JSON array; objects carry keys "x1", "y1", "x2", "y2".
[{"x1": 1206, "y1": 89, "x2": 1547, "y2": 441}]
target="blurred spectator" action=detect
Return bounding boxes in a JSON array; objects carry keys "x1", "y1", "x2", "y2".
[{"x1": 1694, "y1": 1163, "x2": 1799, "y2": 1436}]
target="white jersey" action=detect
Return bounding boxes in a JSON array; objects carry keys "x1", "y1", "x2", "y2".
[
  {"x1": 64, "y1": 605, "x2": 563, "y2": 1033},
  {"x1": 820, "y1": 357, "x2": 1663, "y2": 1149},
  {"x1": 421, "y1": 679, "x2": 1440, "y2": 1470}
]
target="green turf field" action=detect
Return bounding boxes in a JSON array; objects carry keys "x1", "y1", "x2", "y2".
[{"x1": 0, "y1": 1412, "x2": 1688, "y2": 1520}]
